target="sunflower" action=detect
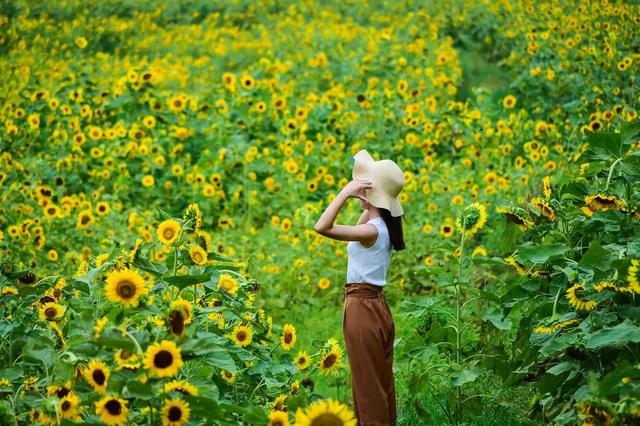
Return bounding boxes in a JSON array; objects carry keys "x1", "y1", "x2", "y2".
[
  {"x1": 280, "y1": 324, "x2": 297, "y2": 351},
  {"x1": 268, "y1": 410, "x2": 290, "y2": 426},
  {"x1": 317, "y1": 278, "x2": 330, "y2": 290},
  {"x1": 272, "y1": 394, "x2": 287, "y2": 411},
  {"x1": 38, "y1": 302, "x2": 65, "y2": 321},
  {"x1": 221, "y1": 369, "x2": 236, "y2": 383},
  {"x1": 129, "y1": 238, "x2": 143, "y2": 263},
  {"x1": 59, "y1": 392, "x2": 81, "y2": 420},
  {"x1": 584, "y1": 193, "x2": 626, "y2": 212},
  {"x1": 165, "y1": 380, "x2": 198, "y2": 396},
  {"x1": 94, "y1": 316, "x2": 108, "y2": 339},
  {"x1": 566, "y1": 283, "x2": 597, "y2": 311},
  {"x1": 143, "y1": 340, "x2": 183, "y2": 378},
  {"x1": 576, "y1": 401, "x2": 613, "y2": 426},
  {"x1": 542, "y1": 176, "x2": 552, "y2": 199},
  {"x1": 455, "y1": 202, "x2": 487, "y2": 237},
  {"x1": 593, "y1": 281, "x2": 618, "y2": 293},
  {"x1": 530, "y1": 197, "x2": 557, "y2": 221},
  {"x1": 83, "y1": 359, "x2": 110, "y2": 394},
  {"x1": 95, "y1": 395, "x2": 129, "y2": 426},
  {"x1": 76, "y1": 209, "x2": 94, "y2": 228},
  {"x1": 161, "y1": 398, "x2": 190, "y2": 426},
  {"x1": 625, "y1": 259, "x2": 640, "y2": 294},
  {"x1": 104, "y1": 267, "x2": 148, "y2": 308},
  {"x1": 157, "y1": 219, "x2": 181, "y2": 245},
  {"x1": 502, "y1": 95, "x2": 516, "y2": 109},
  {"x1": 114, "y1": 349, "x2": 141, "y2": 370},
  {"x1": 188, "y1": 245, "x2": 207, "y2": 265},
  {"x1": 229, "y1": 323, "x2": 253, "y2": 347},
  {"x1": 294, "y1": 350, "x2": 311, "y2": 371},
  {"x1": 440, "y1": 222, "x2": 454, "y2": 238},
  {"x1": 47, "y1": 380, "x2": 73, "y2": 398},
  {"x1": 294, "y1": 398, "x2": 356, "y2": 426},
  {"x1": 318, "y1": 346, "x2": 343, "y2": 376},
  {"x1": 182, "y1": 203, "x2": 202, "y2": 233},
  {"x1": 170, "y1": 299, "x2": 193, "y2": 325},
  {"x1": 503, "y1": 256, "x2": 526, "y2": 276},
  {"x1": 217, "y1": 273, "x2": 239, "y2": 296},
  {"x1": 167, "y1": 308, "x2": 187, "y2": 337}
]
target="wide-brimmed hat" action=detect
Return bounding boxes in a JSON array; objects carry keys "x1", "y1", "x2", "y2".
[{"x1": 352, "y1": 149, "x2": 405, "y2": 217}]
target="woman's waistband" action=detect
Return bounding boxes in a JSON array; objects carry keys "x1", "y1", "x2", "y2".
[{"x1": 344, "y1": 282, "x2": 385, "y2": 298}]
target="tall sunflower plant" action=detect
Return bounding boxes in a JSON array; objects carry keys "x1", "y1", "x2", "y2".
[{"x1": 489, "y1": 119, "x2": 640, "y2": 424}]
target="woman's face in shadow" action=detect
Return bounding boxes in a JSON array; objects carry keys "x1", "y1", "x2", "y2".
[{"x1": 358, "y1": 188, "x2": 371, "y2": 210}]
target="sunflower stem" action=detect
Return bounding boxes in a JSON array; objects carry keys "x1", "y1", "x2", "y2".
[
  {"x1": 125, "y1": 330, "x2": 145, "y2": 360},
  {"x1": 455, "y1": 215, "x2": 466, "y2": 426},
  {"x1": 605, "y1": 157, "x2": 623, "y2": 191}
]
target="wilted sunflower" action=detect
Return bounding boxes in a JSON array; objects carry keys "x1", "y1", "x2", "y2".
[
  {"x1": 229, "y1": 323, "x2": 253, "y2": 347},
  {"x1": 182, "y1": 203, "x2": 202, "y2": 233},
  {"x1": 218, "y1": 273, "x2": 239, "y2": 296},
  {"x1": 455, "y1": 202, "x2": 487, "y2": 237},
  {"x1": 104, "y1": 267, "x2": 148, "y2": 308},
  {"x1": 38, "y1": 302, "x2": 65, "y2": 321},
  {"x1": 188, "y1": 245, "x2": 207, "y2": 266},
  {"x1": 584, "y1": 193, "x2": 626, "y2": 212},
  {"x1": 157, "y1": 219, "x2": 181, "y2": 245},
  {"x1": 165, "y1": 380, "x2": 198, "y2": 396},
  {"x1": 143, "y1": 340, "x2": 183, "y2": 378},
  {"x1": 294, "y1": 398, "x2": 357, "y2": 426},
  {"x1": 566, "y1": 283, "x2": 597, "y2": 311},
  {"x1": 161, "y1": 398, "x2": 190, "y2": 426},
  {"x1": 83, "y1": 359, "x2": 110, "y2": 394},
  {"x1": 530, "y1": 197, "x2": 557, "y2": 221},
  {"x1": 318, "y1": 346, "x2": 343, "y2": 376},
  {"x1": 95, "y1": 395, "x2": 129, "y2": 426},
  {"x1": 280, "y1": 324, "x2": 297, "y2": 351}
]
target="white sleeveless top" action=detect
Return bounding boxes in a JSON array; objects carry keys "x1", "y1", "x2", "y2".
[{"x1": 346, "y1": 216, "x2": 392, "y2": 286}]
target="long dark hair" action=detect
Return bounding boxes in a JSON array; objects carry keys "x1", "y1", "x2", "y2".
[{"x1": 379, "y1": 208, "x2": 406, "y2": 251}]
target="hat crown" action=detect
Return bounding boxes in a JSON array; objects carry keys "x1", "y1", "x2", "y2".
[{"x1": 351, "y1": 149, "x2": 405, "y2": 217}]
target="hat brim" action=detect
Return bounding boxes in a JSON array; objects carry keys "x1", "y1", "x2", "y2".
[{"x1": 366, "y1": 188, "x2": 404, "y2": 217}]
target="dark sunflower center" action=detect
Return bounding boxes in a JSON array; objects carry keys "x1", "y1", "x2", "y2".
[
  {"x1": 298, "y1": 357, "x2": 307, "y2": 365},
  {"x1": 310, "y1": 412, "x2": 343, "y2": 426},
  {"x1": 284, "y1": 333, "x2": 292, "y2": 344},
  {"x1": 105, "y1": 399, "x2": 122, "y2": 415},
  {"x1": 163, "y1": 229, "x2": 175, "y2": 239},
  {"x1": 323, "y1": 354, "x2": 337, "y2": 368},
  {"x1": 237, "y1": 331, "x2": 246, "y2": 341},
  {"x1": 56, "y1": 388, "x2": 71, "y2": 398},
  {"x1": 45, "y1": 308, "x2": 58, "y2": 318},
  {"x1": 92, "y1": 369, "x2": 106, "y2": 385},
  {"x1": 61, "y1": 400, "x2": 71, "y2": 411},
  {"x1": 116, "y1": 281, "x2": 135, "y2": 298},
  {"x1": 154, "y1": 350, "x2": 174, "y2": 368},
  {"x1": 168, "y1": 406, "x2": 182, "y2": 422},
  {"x1": 81, "y1": 215, "x2": 90, "y2": 225}
]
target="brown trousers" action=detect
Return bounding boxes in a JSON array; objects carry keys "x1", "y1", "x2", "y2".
[{"x1": 343, "y1": 283, "x2": 397, "y2": 426}]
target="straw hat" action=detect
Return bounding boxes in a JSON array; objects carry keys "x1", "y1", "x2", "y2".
[{"x1": 352, "y1": 149, "x2": 405, "y2": 217}]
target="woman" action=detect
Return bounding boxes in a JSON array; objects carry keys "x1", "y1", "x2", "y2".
[{"x1": 313, "y1": 149, "x2": 406, "y2": 426}]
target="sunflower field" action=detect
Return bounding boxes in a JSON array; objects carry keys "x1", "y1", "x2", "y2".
[{"x1": 1, "y1": 0, "x2": 639, "y2": 425}]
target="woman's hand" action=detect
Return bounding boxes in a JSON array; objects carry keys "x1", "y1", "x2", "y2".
[{"x1": 340, "y1": 178, "x2": 373, "y2": 202}]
